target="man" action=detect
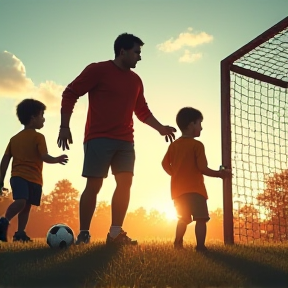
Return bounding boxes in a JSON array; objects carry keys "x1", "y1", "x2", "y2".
[{"x1": 57, "y1": 33, "x2": 176, "y2": 245}]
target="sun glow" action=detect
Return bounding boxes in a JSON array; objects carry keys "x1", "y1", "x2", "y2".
[
  {"x1": 154, "y1": 202, "x2": 178, "y2": 221},
  {"x1": 164, "y1": 209, "x2": 178, "y2": 221}
]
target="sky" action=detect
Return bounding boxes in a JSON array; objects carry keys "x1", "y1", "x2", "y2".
[{"x1": 0, "y1": 0, "x2": 288, "y2": 219}]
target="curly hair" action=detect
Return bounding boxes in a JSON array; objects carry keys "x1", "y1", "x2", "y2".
[{"x1": 16, "y1": 99, "x2": 46, "y2": 125}]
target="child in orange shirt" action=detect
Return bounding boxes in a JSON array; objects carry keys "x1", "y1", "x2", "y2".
[
  {"x1": 162, "y1": 107, "x2": 231, "y2": 251},
  {"x1": 0, "y1": 99, "x2": 68, "y2": 242}
]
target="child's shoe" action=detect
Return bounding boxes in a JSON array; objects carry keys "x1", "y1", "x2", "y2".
[
  {"x1": 0, "y1": 217, "x2": 9, "y2": 242},
  {"x1": 106, "y1": 229, "x2": 137, "y2": 246},
  {"x1": 13, "y1": 231, "x2": 32, "y2": 242},
  {"x1": 75, "y1": 231, "x2": 91, "y2": 245}
]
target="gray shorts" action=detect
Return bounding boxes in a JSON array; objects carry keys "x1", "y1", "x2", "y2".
[
  {"x1": 82, "y1": 138, "x2": 135, "y2": 178},
  {"x1": 10, "y1": 176, "x2": 42, "y2": 206},
  {"x1": 174, "y1": 193, "x2": 210, "y2": 224}
]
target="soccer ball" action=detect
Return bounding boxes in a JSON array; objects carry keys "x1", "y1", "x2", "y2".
[{"x1": 46, "y1": 223, "x2": 74, "y2": 248}]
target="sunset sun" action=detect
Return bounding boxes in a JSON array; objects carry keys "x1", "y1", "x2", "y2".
[
  {"x1": 155, "y1": 202, "x2": 178, "y2": 221},
  {"x1": 164, "y1": 208, "x2": 178, "y2": 221}
]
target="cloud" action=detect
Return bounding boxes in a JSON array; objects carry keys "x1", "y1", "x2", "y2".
[
  {"x1": 0, "y1": 51, "x2": 34, "y2": 95},
  {"x1": 157, "y1": 28, "x2": 213, "y2": 52},
  {"x1": 179, "y1": 50, "x2": 203, "y2": 63},
  {"x1": 157, "y1": 28, "x2": 213, "y2": 63},
  {"x1": 0, "y1": 51, "x2": 64, "y2": 112},
  {"x1": 36, "y1": 81, "x2": 64, "y2": 111}
]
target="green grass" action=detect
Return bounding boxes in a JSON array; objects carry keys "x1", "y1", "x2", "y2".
[{"x1": 0, "y1": 240, "x2": 288, "y2": 288}]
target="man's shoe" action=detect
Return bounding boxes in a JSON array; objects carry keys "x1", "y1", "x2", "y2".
[
  {"x1": 106, "y1": 229, "x2": 137, "y2": 246},
  {"x1": 195, "y1": 245, "x2": 208, "y2": 252},
  {"x1": 0, "y1": 217, "x2": 9, "y2": 242},
  {"x1": 75, "y1": 231, "x2": 91, "y2": 245},
  {"x1": 13, "y1": 231, "x2": 32, "y2": 242}
]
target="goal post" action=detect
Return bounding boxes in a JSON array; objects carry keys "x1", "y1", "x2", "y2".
[{"x1": 221, "y1": 17, "x2": 288, "y2": 244}]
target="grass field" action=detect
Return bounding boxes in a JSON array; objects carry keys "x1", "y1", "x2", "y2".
[{"x1": 0, "y1": 240, "x2": 288, "y2": 288}]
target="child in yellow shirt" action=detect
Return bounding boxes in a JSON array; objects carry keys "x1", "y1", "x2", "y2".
[
  {"x1": 162, "y1": 107, "x2": 231, "y2": 251},
  {"x1": 0, "y1": 99, "x2": 68, "y2": 242}
]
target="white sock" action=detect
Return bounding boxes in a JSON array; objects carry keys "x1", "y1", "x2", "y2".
[{"x1": 109, "y1": 226, "x2": 122, "y2": 238}]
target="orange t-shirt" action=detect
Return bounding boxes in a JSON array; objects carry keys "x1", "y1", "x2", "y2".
[
  {"x1": 4, "y1": 129, "x2": 48, "y2": 186},
  {"x1": 162, "y1": 137, "x2": 208, "y2": 199}
]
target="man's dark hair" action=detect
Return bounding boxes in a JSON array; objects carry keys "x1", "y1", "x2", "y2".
[
  {"x1": 16, "y1": 98, "x2": 46, "y2": 125},
  {"x1": 176, "y1": 107, "x2": 203, "y2": 132},
  {"x1": 114, "y1": 33, "x2": 144, "y2": 57}
]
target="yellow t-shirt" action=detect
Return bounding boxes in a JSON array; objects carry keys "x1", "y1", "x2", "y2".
[
  {"x1": 162, "y1": 137, "x2": 208, "y2": 199},
  {"x1": 4, "y1": 129, "x2": 48, "y2": 186}
]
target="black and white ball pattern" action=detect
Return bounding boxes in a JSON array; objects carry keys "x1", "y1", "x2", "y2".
[{"x1": 47, "y1": 223, "x2": 74, "y2": 248}]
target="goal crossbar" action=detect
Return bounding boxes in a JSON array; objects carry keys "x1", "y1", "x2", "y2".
[
  {"x1": 223, "y1": 16, "x2": 288, "y2": 65},
  {"x1": 230, "y1": 65, "x2": 288, "y2": 89}
]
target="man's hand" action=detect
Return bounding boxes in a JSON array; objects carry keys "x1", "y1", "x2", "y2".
[
  {"x1": 57, "y1": 127, "x2": 73, "y2": 151},
  {"x1": 159, "y1": 125, "x2": 177, "y2": 143}
]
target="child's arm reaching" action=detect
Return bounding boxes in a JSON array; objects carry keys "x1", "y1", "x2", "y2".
[
  {"x1": 42, "y1": 154, "x2": 68, "y2": 165},
  {"x1": 199, "y1": 164, "x2": 232, "y2": 179},
  {"x1": 197, "y1": 143, "x2": 232, "y2": 179},
  {"x1": 0, "y1": 154, "x2": 12, "y2": 192}
]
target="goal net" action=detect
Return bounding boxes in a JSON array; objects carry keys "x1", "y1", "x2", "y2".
[{"x1": 221, "y1": 17, "x2": 288, "y2": 244}]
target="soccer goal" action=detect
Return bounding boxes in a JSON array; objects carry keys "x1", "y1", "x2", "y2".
[{"x1": 221, "y1": 17, "x2": 288, "y2": 244}]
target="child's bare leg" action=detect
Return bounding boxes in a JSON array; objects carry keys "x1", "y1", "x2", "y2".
[
  {"x1": 5, "y1": 199, "x2": 26, "y2": 221},
  {"x1": 17, "y1": 203, "x2": 31, "y2": 232},
  {"x1": 195, "y1": 219, "x2": 207, "y2": 248},
  {"x1": 174, "y1": 220, "x2": 187, "y2": 247}
]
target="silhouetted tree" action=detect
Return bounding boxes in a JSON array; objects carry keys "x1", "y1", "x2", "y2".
[
  {"x1": 236, "y1": 204, "x2": 261, "y2": 242},
  {"x1": 27, "y1": 179, "x2": 80, "y2": 237},
  {"x1": 44, "y1": 179, "x2": 79, "y2": 225},
  {"x1": 257, "y1": 170, "x2": 288, "y2": 241},
  {"x1": 207, "y1": 208, "x2": 223, "y2": 241}
]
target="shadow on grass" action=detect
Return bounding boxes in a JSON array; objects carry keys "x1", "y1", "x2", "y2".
[
  {"x1": 0, "y1": 243, "x2": 121, "y2": 288},
  {"x1": 205, "y1": 247, "x2": 288, "y2": 288}
]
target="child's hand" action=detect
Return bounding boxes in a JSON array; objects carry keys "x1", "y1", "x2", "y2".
[
  {"x1": 0, "y1": 181, "x2": 3, "y2": 195},
  {"x1": 219, "y1": 168, "x2": 232, "y2": 179},
  {"x1": 0, "y1": 181, "x2": 8, "y2": 196},
  {"x1": 57, "y1": 154, "x2": 69, "y2": 165}
]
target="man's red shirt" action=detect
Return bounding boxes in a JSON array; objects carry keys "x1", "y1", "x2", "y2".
[{"x1": 61, "y1": 60, "x2": 152, "y2": 143}]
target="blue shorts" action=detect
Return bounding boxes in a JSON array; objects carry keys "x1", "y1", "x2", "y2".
[
  {"x1": 10, "y1": 176, "x2": 42, "y2": 206},
  {"x1": 82, "y1": 138, "x2": 135, "y2": 178},
  {"x1": 174, "y1": 193, "x2": 210, "y2": 224}
]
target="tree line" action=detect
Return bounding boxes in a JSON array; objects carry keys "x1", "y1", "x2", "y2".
[
  {"x1": 234, "y1": 169, "x2": 288, "y2": 243},
  {"x1": 0, "y1": 179, "x2": 223, "y2": 241},
  {"x1": 3, "y1": 171, "x2": 286, "y2": 243}
]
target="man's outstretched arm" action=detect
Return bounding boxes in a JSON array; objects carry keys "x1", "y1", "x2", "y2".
[
  {"x1": 58, "y1": 63, "x2": 101, "y2": 151},
  {"x1": 144, "y1": 114, "x2": 176, "y2": 143}
]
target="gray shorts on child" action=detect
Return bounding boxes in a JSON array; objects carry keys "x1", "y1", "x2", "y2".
[
  {"x1": 82, "y1": 137, "x2": 135, "y2": 178},
  {"x1": 10, "y1": 176, "x2": 42, "y2": 206},
  {"x1": 174, "y1": 193, "x2": 210, "y2": 224}
]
